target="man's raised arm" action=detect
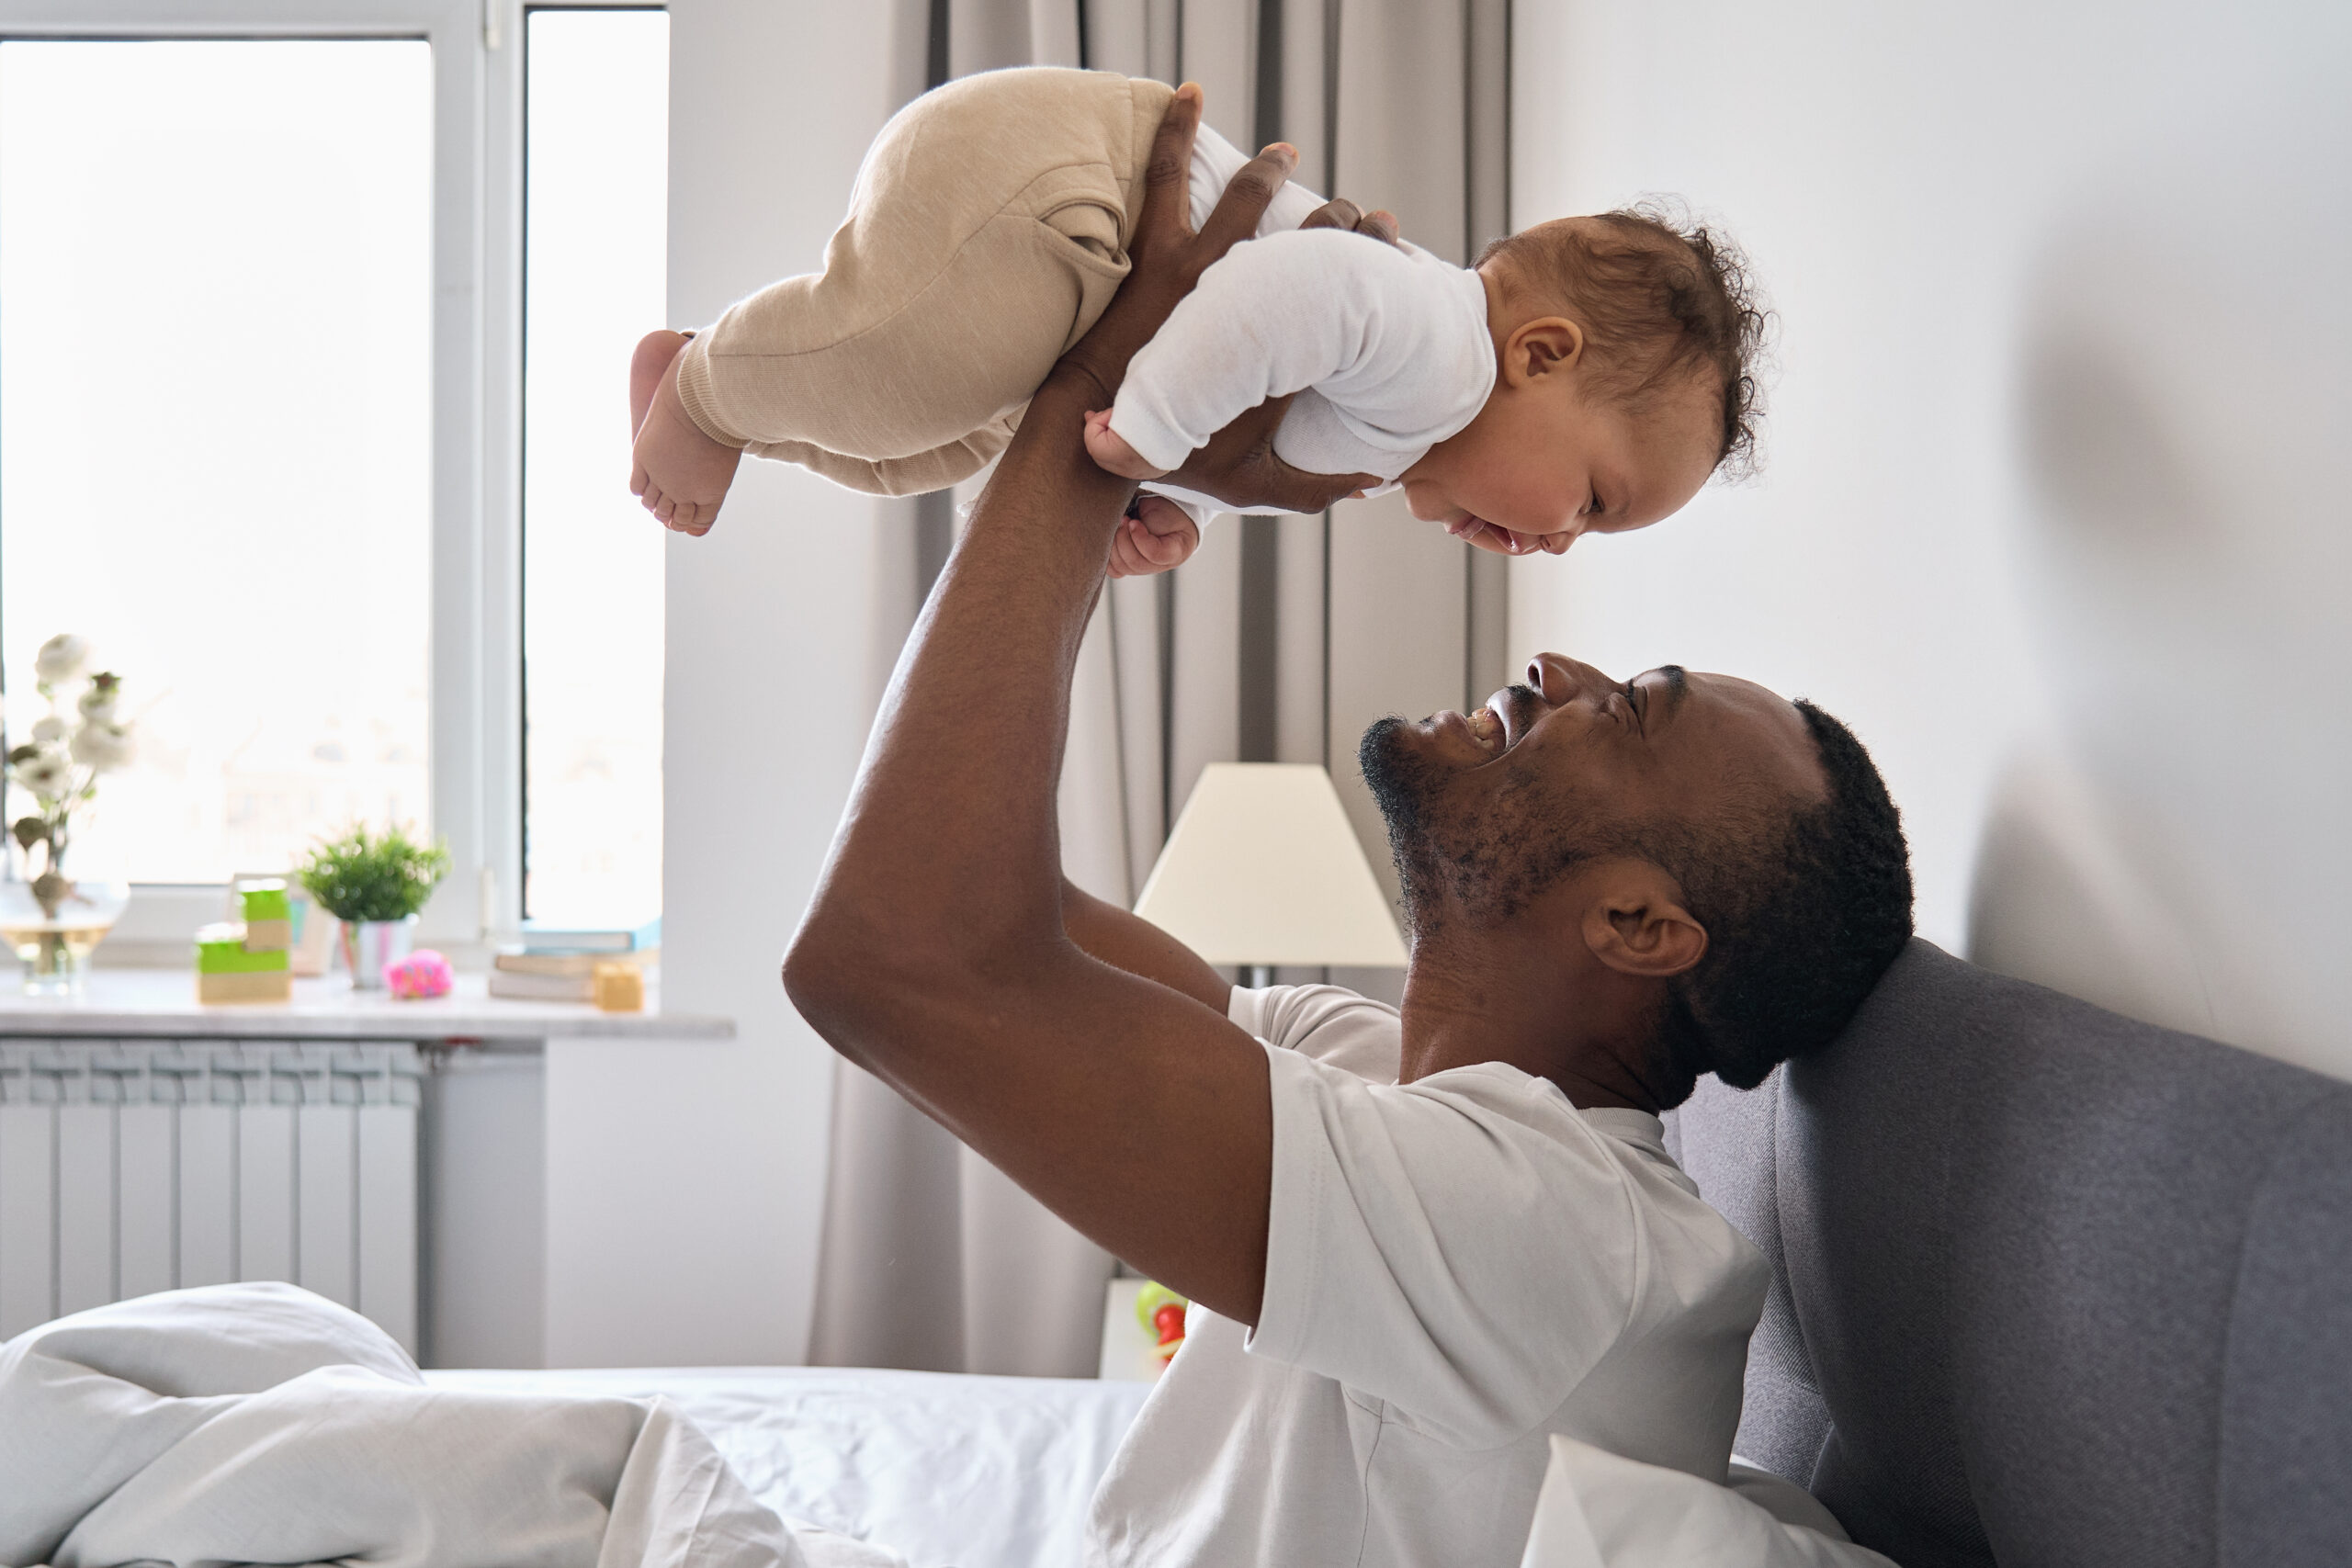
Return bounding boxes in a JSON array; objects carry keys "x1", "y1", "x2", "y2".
[{"x1": 784, "y1": 89, "x2": 1323, "y2": 1325}]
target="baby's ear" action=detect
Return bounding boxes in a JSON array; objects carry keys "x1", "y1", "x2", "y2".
[{"x1": 1508, "y1": 317, "x2": 1587, "y2": 385}]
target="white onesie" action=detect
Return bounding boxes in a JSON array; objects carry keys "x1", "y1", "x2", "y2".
[{"x1": 1144, "y1": 127, "x2": 1499, "y2": 518}]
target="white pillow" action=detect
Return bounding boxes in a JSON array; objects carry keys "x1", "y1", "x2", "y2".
[{"x1": 1520, "y1": 1437, "x2": 1901, "y2": 1568}]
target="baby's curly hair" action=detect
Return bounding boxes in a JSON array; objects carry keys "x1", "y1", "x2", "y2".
[{"x1": 1476, "y1": 201, "x2": 1770, "y2": 479}]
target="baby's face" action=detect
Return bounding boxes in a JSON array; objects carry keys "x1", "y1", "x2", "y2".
[{"x1": 1402, "y1": 367, "x2": 1719, "y2": 550}]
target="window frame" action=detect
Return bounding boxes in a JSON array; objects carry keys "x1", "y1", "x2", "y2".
[
  {"x1": 0, "y1": 0, "x2": 532, "y2": 959},
  {"x1": 514, "y1": 0, "x2": 669, "y2": 926}
]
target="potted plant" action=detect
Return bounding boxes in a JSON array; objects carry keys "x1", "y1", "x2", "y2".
[
  {"x1": 3, "y1": 634, "x2": 136, "y2": 995},
  {"x1": 297, "y1": 824, "x2": 450, "y2": 990}
]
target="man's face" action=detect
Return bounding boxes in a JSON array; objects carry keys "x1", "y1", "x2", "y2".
[{"x1": 1361, "y1": 653, "x2": 1826, "y2": 933}]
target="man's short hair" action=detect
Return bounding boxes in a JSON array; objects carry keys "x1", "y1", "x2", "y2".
[{"x1": 1656, "y1": 701, "x2": 1914, "y2": 1092}]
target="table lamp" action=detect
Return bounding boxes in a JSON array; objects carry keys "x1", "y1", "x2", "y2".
[{"x1": 1133, "y1": 762, "x2": 1408, "y2": 984}]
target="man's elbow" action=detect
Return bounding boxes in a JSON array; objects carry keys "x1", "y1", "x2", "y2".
[
  {"x1": 782, "y1": 894, "x2": 978, "y2": 1061},
  {"x1": 781, "y1": 900, "x2": 895, "y2": 1050}
]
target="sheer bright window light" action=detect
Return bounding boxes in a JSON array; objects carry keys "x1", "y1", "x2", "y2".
[
  {"x1": 1133, "y1": 764, "x2": 1408, "y2": 971},
  {"x1": 0, "y1": 39, "x2": 433, "y2": 883},
  {"x1": 522, "y1": 8, "x2": 670, "y2": 924}
]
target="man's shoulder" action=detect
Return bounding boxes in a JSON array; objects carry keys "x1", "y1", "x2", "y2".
[
  {"x1": 1250, "y1": 1050, "x2": 1769, "y2": 1453},
  {"x1": 1302, "y1": 1058, "x2": 1759, "y2": 1264},
  {"x1": 1230, "y1": 983, "x2": 1403, "y2": 1081}
]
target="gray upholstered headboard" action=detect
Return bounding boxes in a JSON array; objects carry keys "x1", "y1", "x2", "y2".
[{"x1": 1666, "y1": 939, "x2": 2352, "y2": 1568}]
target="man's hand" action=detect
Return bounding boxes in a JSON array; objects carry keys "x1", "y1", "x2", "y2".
[
  {"x1": 1088, "y1": 193, "x2": 1405, "y2": 571},
  {"x1": 1154, "y1": 196, "x2": 1399, "y2": 514},
  {"x1": 1300, "y1": 197, "x2": 1399, "y2": 245},
  {"x1": 1053, "y1": 95, "x2": 1303, "y2": 411}
]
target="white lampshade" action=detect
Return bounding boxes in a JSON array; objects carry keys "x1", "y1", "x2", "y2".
[{"x1": 1133, "y1": 762, "x2": 1408, "y2": 968}]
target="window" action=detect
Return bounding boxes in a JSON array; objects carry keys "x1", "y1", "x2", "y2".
[
  {"x1": 521, "y1": 7, "x2": 668, "y2": 924},
  {"x1": 0, "y1": 39, "x2": 435, "y2": 884},
  {"x1": 0, "y1": 1, "x2": 664, "y2": 951}
]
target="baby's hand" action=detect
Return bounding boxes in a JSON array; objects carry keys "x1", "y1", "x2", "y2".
[
  {"x1": 1085, "y1": 410, "x2": 1170, "y2": 481},
  {"x1": 1109, "y1": 495, "x2": 1201, "y2": 578},
  {"x1": 1447, "y1": 517, "x2": 1577, "y2": 558}
]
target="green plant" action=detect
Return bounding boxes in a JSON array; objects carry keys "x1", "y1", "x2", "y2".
[{"x1": 297, "y1": 824, "x2": 450, "y2": 923}]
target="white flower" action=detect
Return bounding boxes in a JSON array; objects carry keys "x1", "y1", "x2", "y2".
[
  {"x1": 71, "y1": 720, "x2": 135, "y2": 773},
  {"x1": 14, "y1": 749, "x2": 71, "y2": 799},
  {"x1": 75, "y1": 688, "x2": 116, "y2": 723},
  {"x1": 33, "y1": 634, "x2": 88, "y2": 684},
  {"x1": 28, "y1": 716, "x2": 64, "y2": 745}
]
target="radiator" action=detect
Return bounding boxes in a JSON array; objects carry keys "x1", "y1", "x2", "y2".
[{"x1": 0, "y1": 1039, "x2": 421, "y2": 1352}]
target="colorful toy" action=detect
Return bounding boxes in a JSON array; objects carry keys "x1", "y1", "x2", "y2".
[
  {"x1": 195, "y1": 920, "x2": 290, "y2": 1004},
  {"x1": 235, "y1": 873, "x2": 334, "y2": 976},
  {"x1": 195, "y1": 882, "x2": 299, "y2": 1003},
  {"x1": 1136, "y1": 1280, "x2": 1189, "y2": 1366},
  {"x1": 591, "y1": 959, "x2": 646, "y2": 1013},
  {"x1": 384, "y1": 948, "x2": 454, "y2": 999},
  {"x1": 238, "y1": 882, "x2": 293, "y2": 952}
]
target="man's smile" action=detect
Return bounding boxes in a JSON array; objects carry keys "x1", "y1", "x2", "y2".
[
  {"x1": 1439, "y1": 682, "x2": 1544, "y2": 761},
  {"x1": 1482, "y1": 681, "x2": 1554, "y2": 754}
]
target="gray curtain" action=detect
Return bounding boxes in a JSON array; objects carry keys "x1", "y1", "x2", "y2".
[{"x1": 807, "y1": 0, "x2": 1514, "y2": 1377}]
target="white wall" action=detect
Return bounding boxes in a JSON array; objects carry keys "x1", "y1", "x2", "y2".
[
  {"x1": 603, "y1": 0, "x2": 2350, "y2": 1363},
  {"x1": 548, "y1": 0, "x2": 909, "y2": 1366},
  {"x1": 424, "y1": 1050, "x2": 543, "y2": 1369},
  {"x1": 1509, "y1": 0, "x2": 2351, "y2": 1077}
]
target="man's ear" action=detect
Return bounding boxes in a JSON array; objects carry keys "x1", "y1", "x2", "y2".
[
  {"x1": 1504, "y1": 317, "x2": 1586, "y2": 386},
  {"x1": 1580, "y1": 863, "x2": 1707, "y2": 979}
]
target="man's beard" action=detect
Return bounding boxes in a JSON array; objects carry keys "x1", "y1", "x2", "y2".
[
  {"x1": 1358, "y1": 716, "x2": 1440, "y2": 897},
  {"x1": 1359, "y1": 703, "x2": 1590, "y2": 938}
]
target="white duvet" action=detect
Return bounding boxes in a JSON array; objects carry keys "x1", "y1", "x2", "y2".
[
  {"x1": 424, "y1": 1366, "x2": 1148, "y2": 1568},
  {"x1": 4, "y1": 1283, "x2": 1886, "y2": 1568},
  {"x1": 0, "y1": 1283, "x2": 899, "y2": 1568}
]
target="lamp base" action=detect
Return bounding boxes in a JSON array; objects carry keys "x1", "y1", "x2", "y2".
[{"x1": 1241, "y1": 964, "x2": 1275, "y2": 988}]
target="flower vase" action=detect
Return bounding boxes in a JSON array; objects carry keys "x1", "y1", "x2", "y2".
[
  {"x1": 0, "y1": 869, "x2": 130, "y2": 998},
  {"x1": 340, "y1": 917, "x2": 417, "y2": 991}
]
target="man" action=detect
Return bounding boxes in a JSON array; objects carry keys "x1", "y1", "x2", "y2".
[{"x1": 784, "y1": 86, "x2": 1914, "y2": 1568}]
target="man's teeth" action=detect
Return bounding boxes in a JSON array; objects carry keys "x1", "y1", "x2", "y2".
[{"x1": 1468, "y1": 706, "x2": 1502, "y2": 751}]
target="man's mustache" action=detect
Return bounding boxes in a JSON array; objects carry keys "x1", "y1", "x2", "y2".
[{"x1": 1482, "y1": 682, "x2": 1544, "y2": 750}]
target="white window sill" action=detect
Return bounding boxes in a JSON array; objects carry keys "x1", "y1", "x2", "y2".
[{"x1": 0, "y1": 968, "x2": 729, "y2": 1042}]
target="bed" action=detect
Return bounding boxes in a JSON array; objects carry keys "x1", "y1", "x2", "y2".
[{"x1": 424, "y1": 1365, "x2": 1153, "y2": 1568}]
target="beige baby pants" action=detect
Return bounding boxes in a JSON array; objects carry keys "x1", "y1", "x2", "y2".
[{"x1": 672, "y1": 68, "x2": 1176, "y2": 497}]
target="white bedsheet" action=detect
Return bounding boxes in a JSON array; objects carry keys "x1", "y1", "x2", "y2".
[
  {"x1": 425, "y1": 1365, "x2": 1152, "y2": 1568},
  {"x1": 1, "y1": 1284, "x2": 850, "y2": 1568}
]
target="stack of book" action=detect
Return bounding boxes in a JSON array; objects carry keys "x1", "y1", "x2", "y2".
[{"x1": 488, "y1": 917, "x2": 660, "y2": 1002}]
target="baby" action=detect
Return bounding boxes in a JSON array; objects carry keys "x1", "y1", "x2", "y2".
[{"x1": 630, "y1": 68, "x2": 1763, "y2": 575}]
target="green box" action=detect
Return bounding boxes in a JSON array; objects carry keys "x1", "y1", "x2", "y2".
[
  {"x1": 240, "y1": 884, "x2": 292, "y2": 923},
  {"x1": 196, "y1": 923, "x2": 290, "y2": 976}
]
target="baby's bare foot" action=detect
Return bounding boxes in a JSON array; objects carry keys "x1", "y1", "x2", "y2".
[
  {"x1": 630, "y1": 329, "x2": 686, "y2": 436},
  {"x1": 629, "y1": 329, "x2": 741, "y2": 536}
]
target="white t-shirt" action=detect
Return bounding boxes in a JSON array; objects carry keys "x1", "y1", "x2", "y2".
[
  {"x1": 1086, "y1": 984, "x2": 1770, "y2": 1568},
  {"x1": 1136, "y1": 127, "x2": 1498, "y2": 520}
]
